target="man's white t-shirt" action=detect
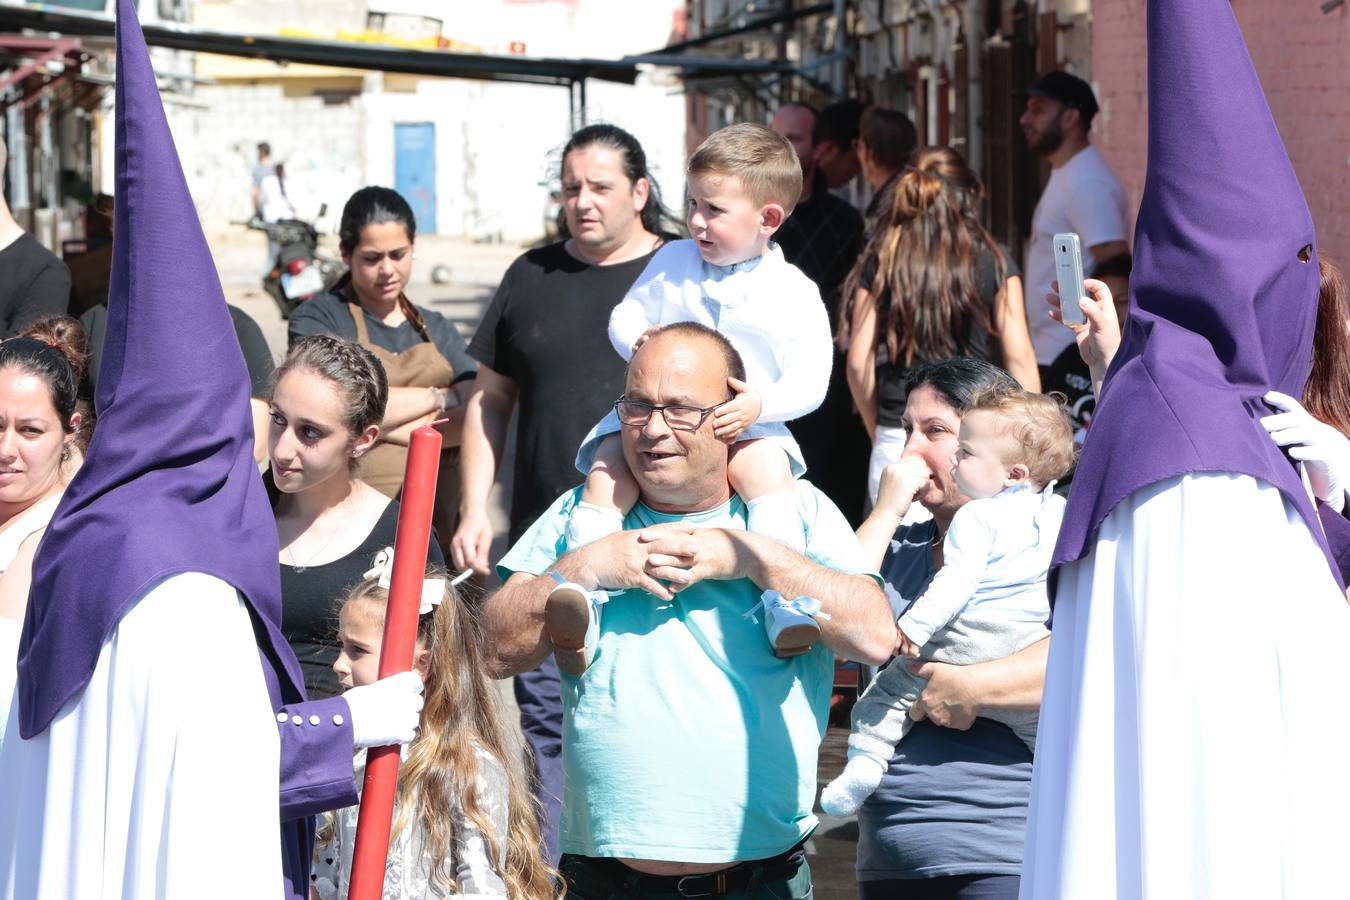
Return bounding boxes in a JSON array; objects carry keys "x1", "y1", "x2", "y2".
[
  {"x1": 259, "y1": 174, "x2": 294, "y2": 224},
  {"x1": 1024, "y1": 144, "x2": 1130, "y2": 365}
]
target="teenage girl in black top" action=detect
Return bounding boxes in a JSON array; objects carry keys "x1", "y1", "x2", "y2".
[{"x1": 268, "y1": 334, "x2": 443, "y2": 698}]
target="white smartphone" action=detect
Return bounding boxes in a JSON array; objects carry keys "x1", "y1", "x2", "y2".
[{"x1": 1052, "y1": 232, "x2": 1088, "y2": 327}]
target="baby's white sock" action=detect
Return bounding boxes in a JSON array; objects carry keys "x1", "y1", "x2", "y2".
[
  {"x1": 565, "y1": 501, "x2": 625, "y2": 551},
  {"x1": 745, "y1": 491, "x2": 806, "y2": 552},
  {"x1": 819, "y1": 755, "x2": 887, "y2": 817}
]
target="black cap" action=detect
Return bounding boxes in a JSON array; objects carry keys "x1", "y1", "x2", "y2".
[{"x1": 1023, "y1": 71, "x2": 1100, "y2": 123}]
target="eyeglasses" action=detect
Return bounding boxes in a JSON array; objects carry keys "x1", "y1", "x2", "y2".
[{"x1": 614, "y1": 397, "x2": 733, "y2": 431}]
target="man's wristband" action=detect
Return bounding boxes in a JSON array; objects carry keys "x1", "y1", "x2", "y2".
[{"x1": 546, "y1": 555, "x2": 592, "y2": 590}]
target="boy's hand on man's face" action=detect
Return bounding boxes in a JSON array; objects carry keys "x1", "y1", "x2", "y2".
[
  {"x1": 713, "y1": 378, "x2": 762, "y2": 442},
  {"x1": 632, "y1": 325, "x2": 664, "y2": 353}
]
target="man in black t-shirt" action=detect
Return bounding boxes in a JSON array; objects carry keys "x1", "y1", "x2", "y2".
[
  {"x1": 453, "y1": 124, "x2": 668, "y2": 863},
  {"x1": 772, "y1": 103, "x2": 870, "y2": 524},
  {"x1": 0, "y1": 137, "x2": 72, "y2": 337}
]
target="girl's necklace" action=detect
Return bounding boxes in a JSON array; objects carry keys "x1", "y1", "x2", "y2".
[
  {"x1": 285, "y1": 494, "x2": 356, "y2": 573},
  {"x1": 286, "y1": 528, "x2": 340, "y2": 574}
]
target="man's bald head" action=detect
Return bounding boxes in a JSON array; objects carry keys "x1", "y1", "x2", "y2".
[
  {"x1": 630, "y1": 322, "x2": 746, "y2": 387},
  {"x1": 621, "y1": 323, "x2": 745, "y2": 512},
  {"x1": 772, "y1": 104, "x2": 819, "y2": 183}
]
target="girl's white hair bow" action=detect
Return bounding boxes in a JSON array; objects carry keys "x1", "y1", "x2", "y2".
[{"x1": 363, "y1": 547, "x2": 465, "y2": 616}]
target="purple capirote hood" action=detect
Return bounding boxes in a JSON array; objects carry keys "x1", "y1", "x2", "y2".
[
  {"x1": 16, "y1": 0, "x2": 305, "y2": 738},
  {"x1": 1051, "y1": 0, "x2": 1344, "y2": 592}
]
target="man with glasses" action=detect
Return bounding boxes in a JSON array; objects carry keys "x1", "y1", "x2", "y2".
[{"x1": 482, "y1": 322, "x2": 894, "y2": 898}]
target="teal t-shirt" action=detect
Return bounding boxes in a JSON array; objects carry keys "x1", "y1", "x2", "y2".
[{"x1": 498, "y1": 482, "x2": 879, "y2": 863}]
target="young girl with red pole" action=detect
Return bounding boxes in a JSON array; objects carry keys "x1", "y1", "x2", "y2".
[{"x1": 311, "y1": 559, "x2": 557, "y2": 900}]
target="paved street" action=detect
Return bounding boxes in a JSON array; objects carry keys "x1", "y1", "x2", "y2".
[{"x1": 209, "y1": 226, "x2": 862, "y2": 898}]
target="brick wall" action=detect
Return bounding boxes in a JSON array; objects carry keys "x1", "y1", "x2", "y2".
[{"x1": 1093, "y1": 0, "x2": 1350, "y2": 265}]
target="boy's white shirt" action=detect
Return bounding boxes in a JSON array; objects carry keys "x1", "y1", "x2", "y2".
[{"x1": 607, "y1": 239, "x2": 833, "y2": 423}]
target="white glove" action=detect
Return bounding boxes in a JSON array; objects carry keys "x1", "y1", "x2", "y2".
[
  {"x1": 343, "y1": 670, "x2": 425, "y2": 749},
  {"x1": 1261, "y1": 390, "x2": 1350, "y2": 513}
]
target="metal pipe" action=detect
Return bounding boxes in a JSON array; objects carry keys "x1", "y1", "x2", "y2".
[
  {"x1": 651, "y1": 2, "x2": 834, "y2": 55},
  {"x1": 966, "y1": 0, "x2": 984, "y2": 174},
  {"x1": 833, "y1": 0, "x2": 848, "y2": 96}
]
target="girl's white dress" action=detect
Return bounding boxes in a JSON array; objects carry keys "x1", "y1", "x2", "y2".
[
  {"x1": 1022, "y1": 473, "x2": 1350, "y2": 898},
  {"x1": 313, "y1": 742, "x2": 512, "y2": 899}
]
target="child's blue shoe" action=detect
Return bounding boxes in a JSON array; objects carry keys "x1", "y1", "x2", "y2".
[
  {"x1": 747, "y1": 589, "x2": 830, "y2": 658},
  {"x1": 545, "y1": 575, "x2": 611, "y2": 675}
]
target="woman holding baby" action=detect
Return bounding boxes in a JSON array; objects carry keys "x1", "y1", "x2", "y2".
[{"x1": 850, "y1": 356, "x2": 1051, "y2": 900}]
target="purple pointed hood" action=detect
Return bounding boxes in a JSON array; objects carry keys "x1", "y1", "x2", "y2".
[
  {"x1": 1051, "y1": 0, "x2": 1340, "y2": 589},
  {"x1": 16, "y1": 0, "x2": 304, "y2": 737}
]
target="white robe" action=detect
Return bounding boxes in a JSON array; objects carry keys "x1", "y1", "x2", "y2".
[
  {"x1": 1022, "y1": 473, "x2": 1350, "y2": 898},
  {"x1": 0, "y1": 572, "x2": 283, "y2": 899}
]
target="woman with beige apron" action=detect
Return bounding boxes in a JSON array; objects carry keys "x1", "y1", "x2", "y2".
[
  {"x1": 347, "y1": 291, "x2": 465, "y2": 548},
  {"x1": 286, "y1": 186, "x2": 478, "y2": 556}
]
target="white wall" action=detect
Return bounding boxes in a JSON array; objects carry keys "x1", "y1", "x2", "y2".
[
  {"x1": 181, "y1": 0, "x2": 686, "y2": 240},
  {"x1": 359, "y1": 0, "x2": 688, "y2": 241},
  {"x1": 360, "y1": 73, "x2": 686, "y2": 242},
  {"x1": 186, "y1": 81, "x2": 366, "y2": 228}
]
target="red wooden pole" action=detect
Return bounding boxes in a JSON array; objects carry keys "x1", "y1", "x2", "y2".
[{"x1": 346, "y1": 421, "x2": 443, "y2": 900}]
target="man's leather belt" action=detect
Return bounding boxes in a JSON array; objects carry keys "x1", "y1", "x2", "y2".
[{"x1": 608, "y1": 842, "x2": 806, "y2": 897}]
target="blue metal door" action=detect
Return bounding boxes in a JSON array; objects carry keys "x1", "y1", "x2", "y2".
[{"x1": 394, "y1": 123, "x2": 436, "y2": 234}]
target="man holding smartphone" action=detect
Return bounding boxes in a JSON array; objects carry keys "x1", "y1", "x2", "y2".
[{"x1": 1019, "y1": 71, "x2": 1130, "y2": 436}]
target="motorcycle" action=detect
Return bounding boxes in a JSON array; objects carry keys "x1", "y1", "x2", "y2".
[{"x1": 248, "y1": 205, "x2": 343, "y2": 318}]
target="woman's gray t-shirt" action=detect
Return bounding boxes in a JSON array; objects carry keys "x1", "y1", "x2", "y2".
[{"x1": 855, "y1": 520, "x2": 1033, "y2": 881}]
